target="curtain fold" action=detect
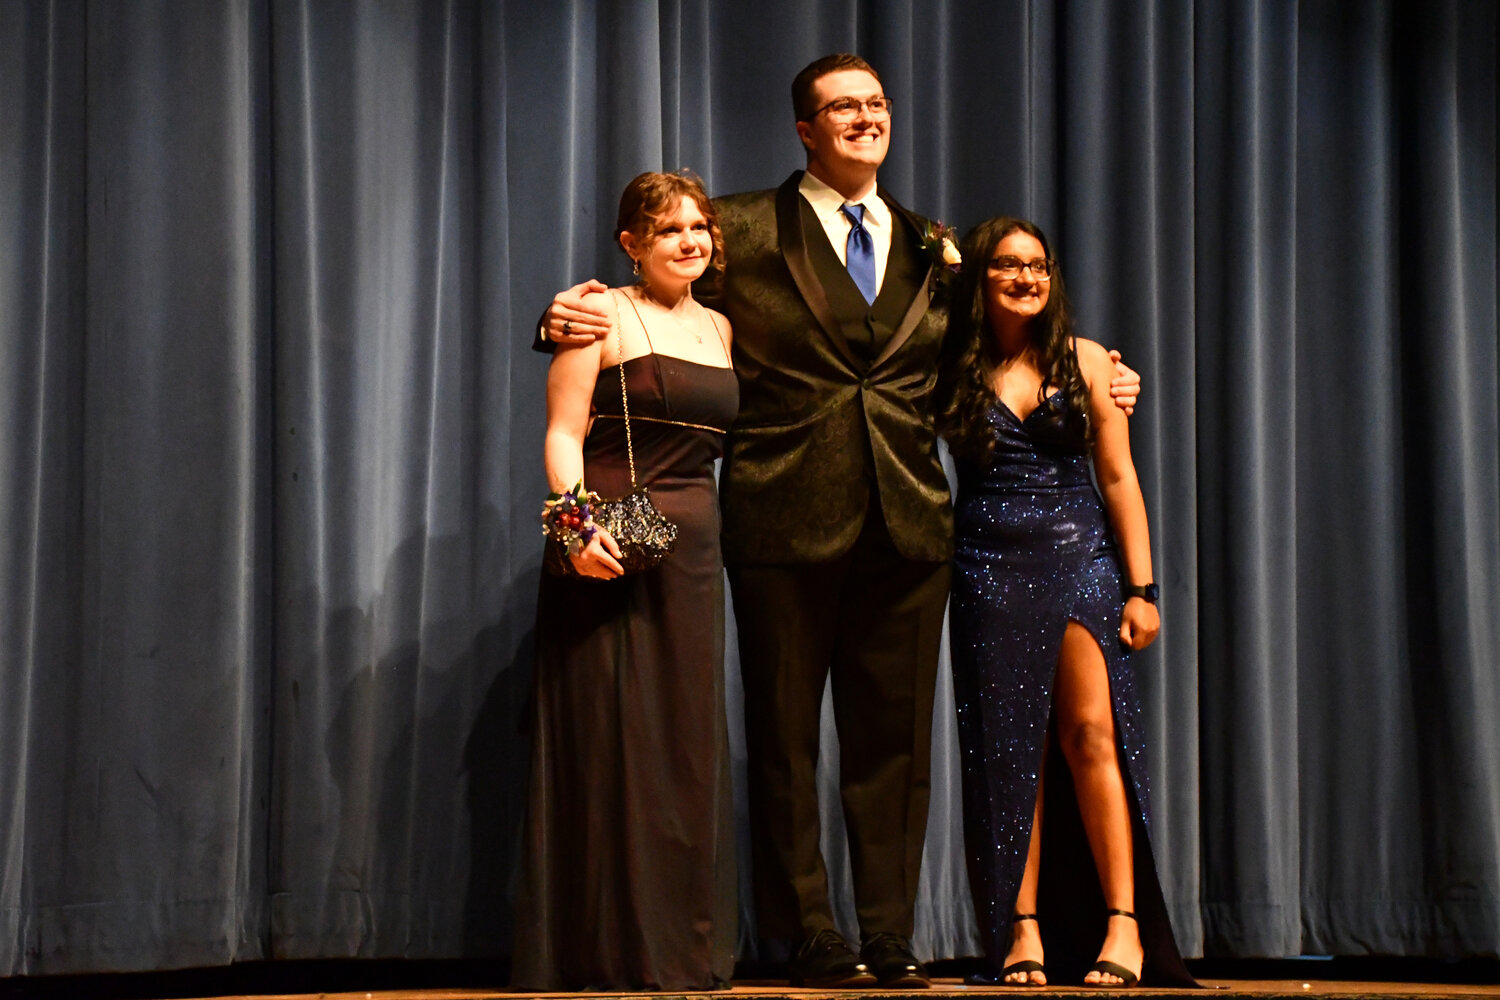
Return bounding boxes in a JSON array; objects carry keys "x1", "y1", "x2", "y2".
[
  {"x1": 1049, "y1": 0, "x2": 1206, "y2": 955},
  {"x1": 1, "y1": 0, "x2": 1496, "y2": 976},
  {"x1": 2, "y1": 0, "x2": 272, "y2": 974},
  {"x1": 1193, "y1": 0, "x2": 1305, "y2": 957},
  {"x1": 267, "y1": 0, "x2": 501, "y2": 958},
  {"x1": 0, "y1": 0, "x2": 90, "y2": 975}
]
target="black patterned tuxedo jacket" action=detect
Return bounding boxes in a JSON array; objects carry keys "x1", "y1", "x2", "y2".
[{"x1": 700, "y1": 171, "x2": 953, "y2": 567}]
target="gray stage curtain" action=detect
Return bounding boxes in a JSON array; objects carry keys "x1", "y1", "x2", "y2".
[{"x1": 1, "y1": 0, "x2": 1495, "y2": 976}]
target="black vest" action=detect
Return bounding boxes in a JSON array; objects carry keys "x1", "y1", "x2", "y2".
[{"x1": 798, "y1": 197, "x2": 924, "y2": 366}]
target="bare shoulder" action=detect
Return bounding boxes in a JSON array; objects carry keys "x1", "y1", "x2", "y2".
[
  {"x1": 584, "y1": 285, "x2": 620, "y2": 311},
  {"x1": 1072, "y1": 336, "x2": 1112, "y2": 378},
  {"x1": 593, "y1": 285, "x2": 627, "y2": 338},
  {"x1": 1072, "y1": 336, "x2": 1111, "y2": 366},
  {"x1": 1070, "y1": 338, "x2": 1116, "y2": 403}
]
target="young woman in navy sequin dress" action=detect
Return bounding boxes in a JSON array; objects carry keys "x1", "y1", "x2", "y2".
[{"x1": 937, "y1": 218, "x2": 1192, "y2": 987}]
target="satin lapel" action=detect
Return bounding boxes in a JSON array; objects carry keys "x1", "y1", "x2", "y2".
[
  {"x1": 775, "y1": 173, "x2": 864, "y2": 372},
  {"x1": 871, "y1": 190, "x2": 938, "y2": 371}
]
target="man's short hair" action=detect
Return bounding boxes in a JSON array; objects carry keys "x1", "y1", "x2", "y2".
[{"x1": 791, "y1": 53, "x2": 883, "y2": 121}]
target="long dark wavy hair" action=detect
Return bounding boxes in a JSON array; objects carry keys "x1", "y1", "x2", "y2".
[{"x1": 936, "y1": 216, "x2": 1090, "y2": 463}]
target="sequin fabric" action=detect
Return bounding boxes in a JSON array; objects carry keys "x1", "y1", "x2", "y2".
[{"x1": 949, "y1": 390, "x2": 1152, "y2": 972}]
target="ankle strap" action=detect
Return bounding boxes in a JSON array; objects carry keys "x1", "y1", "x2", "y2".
[
  {"x1": 1105, "y1": 908, "x2": 1137, "y2": 920},
  {"x1": 1012, "y1": 913, "x2": 1039, "y2": 922}
]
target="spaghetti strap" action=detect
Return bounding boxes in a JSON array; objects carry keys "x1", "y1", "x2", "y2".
[
  {"x1": 609, "y1": 287, "x2": 657, "y2": 358},
  {"x1": 706, "y1": 310, "x2": 731, "y2": 367},
  {"x1": 608, "y1": 288, "x2": 655, "y2": 359},
  {"x1": 614, "y1": 289, "x2": 666, "y2": 410},
  {"x1": 613, "y1": 286, "x2": 727, "y2": 368}
]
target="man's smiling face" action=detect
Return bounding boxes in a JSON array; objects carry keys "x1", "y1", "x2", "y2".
[{"x1": 797, "y1": 69, "x2": 890, "y2": 178}]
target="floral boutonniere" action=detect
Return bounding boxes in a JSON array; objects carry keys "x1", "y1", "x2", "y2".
[{"x1": 921, "y1": 220, "x2": 962, "y2": 293}]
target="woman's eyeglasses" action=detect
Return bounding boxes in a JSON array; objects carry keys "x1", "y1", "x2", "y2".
[{"x1": 988, "y1": 256, "x2": 1055, "y2": 280}]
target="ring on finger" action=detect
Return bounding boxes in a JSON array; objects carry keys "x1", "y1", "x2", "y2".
[{"x1": 563, "y1": 320, "x2": 573, "y2": 335}]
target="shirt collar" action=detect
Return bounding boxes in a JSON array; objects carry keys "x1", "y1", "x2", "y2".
[{"x1": 799, "y1": 170, "x2": 886, "y2": 228}]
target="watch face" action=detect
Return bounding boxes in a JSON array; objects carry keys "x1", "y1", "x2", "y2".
[{"x1": 1145, "y1": 583, "x2": 1160, "y2": 603}]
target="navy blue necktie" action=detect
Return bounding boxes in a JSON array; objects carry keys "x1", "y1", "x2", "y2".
[{"x1": 841, "y1": 203, "x2": 876, "y2": 305}]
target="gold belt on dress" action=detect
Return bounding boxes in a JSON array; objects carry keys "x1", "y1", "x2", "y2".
[{"x1": 593, "y1": 413, "x2": 728, "y2": 434}]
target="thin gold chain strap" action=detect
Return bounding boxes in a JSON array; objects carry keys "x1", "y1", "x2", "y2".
[
  {"x1": 616, "y1": 333, "x2": 638, "y2": 489},
  {"x1": 609, "y1": 289, "x2": 640, "y2": 489}
]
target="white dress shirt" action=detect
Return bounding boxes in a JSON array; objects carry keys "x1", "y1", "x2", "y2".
[{"x1": 798, "y1": 170, "x2": 892, "y2": 297}]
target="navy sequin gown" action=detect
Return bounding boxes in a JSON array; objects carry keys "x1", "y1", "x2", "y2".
[
  {"x1": 950, "y1": 390, "x2": 1193, "y2": 986},
  {"x1": 513, "y1": 353, "x2": 740, "y2": 991}
]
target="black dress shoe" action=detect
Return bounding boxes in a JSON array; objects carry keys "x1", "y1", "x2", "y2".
[
  {"x1": 861, "y1": 932, "x2": 930, "y2": 988},
  {"x1": 789, "y1": 929, "x2": 878, "y2": 988}
]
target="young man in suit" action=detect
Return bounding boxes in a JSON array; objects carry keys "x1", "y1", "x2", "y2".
[{"x1": 540, "y1": 54, "x2": 1139, "y2": 987}]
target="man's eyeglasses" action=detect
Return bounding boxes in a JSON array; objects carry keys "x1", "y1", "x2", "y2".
[
  {"x1": 988, "y1": 256, "x2": 1055, "y2": 280},
  {"x1": 808, "y1": 96, "x2": 894, "y2": 122}
]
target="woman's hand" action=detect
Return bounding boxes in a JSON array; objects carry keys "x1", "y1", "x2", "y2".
[
  {"x1": 1119, "y1": 597, "x2": 1160, "y2": 650},
  {"x1": 568, "y1": 525, "x2": 625, "y2": 579}
]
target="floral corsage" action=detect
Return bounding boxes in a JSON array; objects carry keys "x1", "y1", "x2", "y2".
[
  {"x1": 541, "y1": 482, "x2": 599, "y2": 555},
  {"x1": 921, "y1": 220, "x2": 962, "y2": 292}
]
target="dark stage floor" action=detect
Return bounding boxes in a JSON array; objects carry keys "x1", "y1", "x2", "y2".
[{"x1": 2, "y1": 959, "x2": 1496, "y2": 1000}]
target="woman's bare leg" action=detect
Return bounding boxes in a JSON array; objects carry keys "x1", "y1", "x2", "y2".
[
  {"x1": 1001, "y1": 770, "x2": 1047, "y2": 984},
  {"x1": 1054, "y1": 621, "x2": 1142, "y2": 985}
]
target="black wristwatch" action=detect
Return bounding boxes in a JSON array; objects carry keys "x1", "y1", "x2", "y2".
[{"x1": 1125, "y1": 583, "x2": 1159, "y2": 603}]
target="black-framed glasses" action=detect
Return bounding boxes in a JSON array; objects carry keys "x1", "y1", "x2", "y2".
[
  {"x1": 988, "y1": 255, "x2": 1055, "y2": 280},
  {"x1": 808, "y1": 96, "x2": 893, "y2": 122}
]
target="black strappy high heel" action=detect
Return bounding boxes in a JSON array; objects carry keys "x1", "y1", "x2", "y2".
[
  {"x1": 1085, "y1": 908, "x2": 1141, "y2": 987},
  {"x1": 999, "y1": 913, "x2": 1046, "y2": 986}
]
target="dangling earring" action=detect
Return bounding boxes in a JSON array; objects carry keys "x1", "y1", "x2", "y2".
[{"x1": 632, "y1": 257, "x2": 641, "y2": 277}]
